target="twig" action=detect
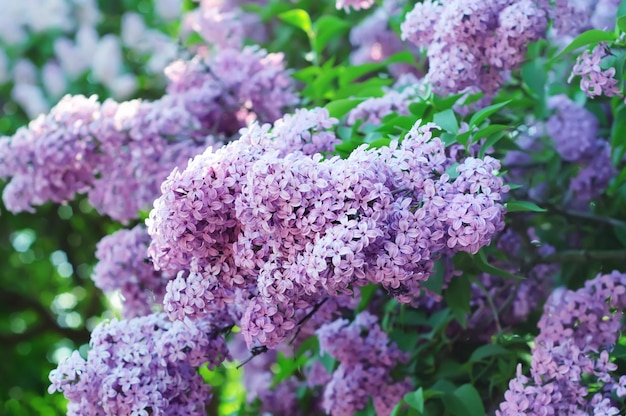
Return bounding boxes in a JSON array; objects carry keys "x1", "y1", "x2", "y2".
[{"x1": 288, "y1": 297, "x2": 329, "y2": 345}]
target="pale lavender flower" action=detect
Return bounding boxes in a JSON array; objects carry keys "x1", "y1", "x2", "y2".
[
  {"x1": 336, "y1": 0, "x2": 375, "y2": 12},
  {"x1": 49, "y1": 313, "x2": 229, "y2": 415},
  {"x1": 497, "y1": 271, "x2": 626, "y2": 415},
  {"x1": 92, "y1": 225, "x2": 170, "y2": 318},
  {"x1": 569, "y1": 44, "x2": 622, "y2": 99}
]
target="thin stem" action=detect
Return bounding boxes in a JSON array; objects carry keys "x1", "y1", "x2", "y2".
[
  {"x1": 538, "y1": 249, "x2": 626, "y2": 264},
  {"x1": 289, "y1": 297, "x2": 329, "y2": 345}
]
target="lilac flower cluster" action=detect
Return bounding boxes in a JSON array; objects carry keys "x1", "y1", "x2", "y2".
[
  {"x1": 497, "y1": 271, "x2": 626, "y2": 415},
  {"x1": 49, "y1": 313, "x2": 229, "y2": 416},
  {"x1": 0, "y1": 40, "x2": 295, "y2": 222},
  {"x1": 164, "y1": 45, "x2": 296, "y2": 137},
  {"x1": 551, "y1": 0, "x2": 620, "y2": 35},
  {"x1": 401, "y1": 0, "x2": 549, "y2": 95},
  {"x1": 546, "y1": 95, "x2": 598, "y2": 162},
  {"x1": 545, "y1": 95, "x2": 615, "y2": 207},
  {"x1": 349, "y1": 0, "x2": 419, "y2": 78},
  {"x1": 0, "y1": 94, "x2": 213, "y2": 222},
  {"x1": 569, "y1": 44, "x2": 622, "y2": 99},
  {"x1": 148, "y1": 112, "x2": 508, "y2": 351},
  {"x1": 315, "y1": 312, "x2": 412, "y2": 416},
  {"x1": 92, "y1": 225, "x2": 170, "y2": 318},
  {"x1": 183, "y1": 0, "x2": 268, "y2": 49}
]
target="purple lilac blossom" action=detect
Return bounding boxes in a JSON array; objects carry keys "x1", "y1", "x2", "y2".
[
  {"x1": 337, "y1": 0, "x2": 375, "y2": 12},
  {"x1": 401, "y1": 0, "x2": 548, "y2": 96},
  {"x1": 92, "y1": 225, "x2": 170, "y2": 318},
  {"x1": 316, "y1": 312, "x2": 412, "y2": 416},
  {"x1": 165, "y1": 45, "x2": 297, "y2": 136},
  {"x1": 569, "y1": 44, "x2": 622, "y2": 99},
  {"x1": 49, "y1": 313, "x2": 230, "y2": 416},
  {"x1": 497, "y1": 271, "x2": 626, "y2": 415},
  {"x1": 546, "y1": 94, "x2": 598, "y2": 162},
  {"x1": 148, "y1": 114, "x2": 508, "y2": 351},
  {"x1": 182, "y1": 0, "x2": 270, "y2": 49},
  {"x1": 551, "y1": 0, "x2": 619, "y2": 35}
]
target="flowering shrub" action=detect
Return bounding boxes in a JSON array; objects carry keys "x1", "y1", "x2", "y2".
[{"x1": 4, "y1": 1, "x2": 626, "y2": 415}]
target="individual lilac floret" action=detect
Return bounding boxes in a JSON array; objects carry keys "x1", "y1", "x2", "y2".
[
  {"x1": 546, "y1": 95, "x2": 598, "y2": 162},
  {"x1": 569, "y1": 44, "x2": 622, "y2": 99},
  {"x1": 497, "y1": 271, "x2": 626, "y2": 415},
  {"x1": 92, "y1": 225, "x2": 170, "y2": 318},
  {"x1": 316, "y1": 312, "x2": 411, "y2": 416},
  {"x1": 49, "y1": 313, "x2": 229, "y2": 416},
  {"x1": 336, "y1": 0, "x2": 374, "y2": 12},
  {"x1": 401, "y1": 0, "x2": 548, "y2": 95}
]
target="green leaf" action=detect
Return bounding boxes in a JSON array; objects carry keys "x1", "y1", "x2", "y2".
[
  {"x1": 422, "y1": 260, "x2": 445, "y2": 295},
  {"x1": 404, "y1": 388, "x2": 425, "y2": 413},
  {"x1": 452, "y1": 384, "x2": 485, "y2": 416},
  {"x1": 521, "y1": 59, "x2": 546, "y2": 100},
  {"x1": 551, "y1": 29, "x2": 617, "y2": 61},
  {"x1": 368, "y1": 138, "x2": 392, "y2": 148},
  {"x1": 313, "y1": 15, "x2": 351, "y2": 54},
  {"x1": 444, "y1": 275, "x2": 471, "y2": 328},
  {"x1": 469, "y1": 344, "x2": 510, "y2": 363},
  {"x1": 474, "y1": 250, "x2": 525, "y2": 280},
  {"x1": 469, "y1": 100, "x2": 511, "y2": 128},
  {"x1": 325, "y1": 98, "x2": 366, "y2": 119},
  {"x1": 273, "y1": 352, "x2": 308, "y2": 384},
  {"x1": 433, "y1": 109, "x2": 459, "y2": 134},
  {"x1": 278, "y1": 9, "x2": 313, "y2": 37},
  {"x1": 505, "y1": 201, "x2": 547, "y2": 213},
  {"x1": 618, "y1": 15, "x2": 626, "y2": 34},
  {"x1": 320, "y1": 352, "x2": 336, "y2": 373}
]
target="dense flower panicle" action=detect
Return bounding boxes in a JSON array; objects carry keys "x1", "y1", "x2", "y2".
[
  {"x1": 569, "y1": 44, "x2": 622, "y2": 99},
  {"x1": 0, "y1": 95, "x2": 103, "y2": 213},
  {"x1": 316, "y1": 312, "x2": 411, "y2": 416},
  {"x1": 546, "y1": 95, "x2": 598, "y2": 161},
  {"x1": 497, "y1": 271, "x2": 626, "y2": 415},
  {"x1": 551, "y1": 0, "x2": 619, "y2": 35},
  {"x1": 0, "y1": 93, "x2": 216, "y2": 222},
  {"x1": 92, "y1": 226, "x2": 170, "y2": 318},
  {"x1": 48, "y1": 313, "x2": 229, "y2": 416},
  {"x1": 165, "y1": 46, "x2": 297, "y2": 136},
  {"x1": 148, "y1": 114, "x2": 508, "y2": 350},
  {"x1": 401, "y1": 0, "x2": 548, "y2": 95}
]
